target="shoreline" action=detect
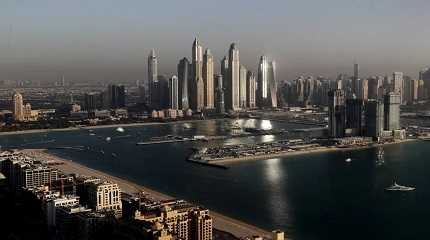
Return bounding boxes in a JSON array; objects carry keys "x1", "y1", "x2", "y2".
[
  {"x1": 22, "y1": 149, "x2": 273, "y2": 239},
  {"x1": 210, "y1": 139, "x2": 417, "y2": 165},
  {"x1": 0, "y1": 119, "x2": 223, "y2": 136}
]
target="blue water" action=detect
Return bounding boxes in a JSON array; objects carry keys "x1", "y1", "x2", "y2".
[{"x1": 0, "y1": 119, "x2": 429, "y2": 240}]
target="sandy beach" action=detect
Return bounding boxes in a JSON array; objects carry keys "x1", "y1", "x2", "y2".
[{"x1": 22, "y1": 149, "x2": 273, "y2": 239}]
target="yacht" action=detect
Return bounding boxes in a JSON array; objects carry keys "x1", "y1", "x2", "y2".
[
  {"x1": 345, "y1": 158, "x2": 352, "y2": 163},
  {"x1": 385, "y1": 182, "x2": 415, "y2": 191}
]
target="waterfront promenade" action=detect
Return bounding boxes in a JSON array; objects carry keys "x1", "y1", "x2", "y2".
[{"x1": 23, "y1": 149, "x2": 273, "y2": 239}]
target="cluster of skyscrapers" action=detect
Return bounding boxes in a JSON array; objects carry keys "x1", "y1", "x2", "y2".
[
  {"x1": 327, "y1": 64, "x2": 407, "y2": 139},
  {"x1": 146, "y1": 38, "x2": 278, "y2": 114}
]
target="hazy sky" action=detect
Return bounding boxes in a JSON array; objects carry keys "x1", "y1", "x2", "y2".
[{"x1": 0, "y1": 0, "x2": 429, "y2": 83}]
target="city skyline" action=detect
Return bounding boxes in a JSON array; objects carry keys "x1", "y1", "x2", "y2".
[{"x1": 0, "y1": 0, "x2": 429, "y2": 82}]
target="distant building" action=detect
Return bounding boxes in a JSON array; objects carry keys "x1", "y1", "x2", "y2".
[
  {"x1": 148, "y1": 49, "x2": 159, "y2": 107},
  {"x1": 215, "y1": 74, "x2": 225, "y2": 114},
  {"x1": 365, "y1": 99, "x2": 384, "y2": 138},
  {"x1": 84, "y1": 92, "x2": 98, "y2": 112},
  {"x1": 12, "y1": 92, "x2": 24, "y2": 121},
  {"x1": 203, "y1": 49, "x2": 214, "y2": 109},
  {"x1": 239, "y1": 65, "x2": 247, "y2": 108},
  {"x1": 168, "y1": 75, "x2": 179, "y2": 110},
  {"x1": 178, "y1": 57, "x2": 191, "y2": 110},
  {"x1": 257, "y1": 56, "x2": 277, "y2": 108},
  {"x1": 226, "y1": 43, "x2": 240, "y2": 111},
  {"x1": 328, "y1": 90, "x2": 346, "y2": 138},
  {"x1": 345, "y1": 97, "x2": 363, "y2": 136},
  {"x1": 419, "y1": 68, "x2": 430, "y2": 99},
  {"x1": 353, "y1": 63, "x2": 359, "y2": 95},
  {"x1": 392, "y1": 72, "x2": 404, "y2": 104},
  {"x1": 108, "y1": 84, "x2": 126, "y2": 109},
  {"x1": 384, "y1": 92, "x2": 401, "y2": 131},
  {"x1": 190, "y1": 38, "x2": 205, "y2": 112},
  {"x1": 46, "y1": 195, "x2": 80, "y2": 227},
  {"x1": 246, "y1": 71, "x2": 256, "y2": 109}
]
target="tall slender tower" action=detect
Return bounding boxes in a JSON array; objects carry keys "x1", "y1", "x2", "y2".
[
  {"x1": 393, "y1": 72, "x2": 404, "y2": 104},
  {"x1": 227, "y1": 43, "x2": 240, "y2": 111},
  {"x1": 239, "y1": 65, "x2": 247, "y2": 108},
  {"x1": 257, "y1": 56, "x2": 278, "y2": 108},
  {"x1": 168, "y1": 75, "x2": 179, "y2": 110},
  {"x1": 191, "y1": 38, "x2": 204, "y2": 111},
  {"x1": 221, "y1": 56, "x2": 229, "y2": 91},
  {"x1": 148, "y1": 49, "x2": 158, "y2": 107},
  {"x1": 353, "y1": 63, "x2": 359, "y2": 95},
  {"x1": 215, "y1": 74, "x2": 225, "y2": 114},
  {"x1": 13, "y1": 92, "x2": 24, "y2": 121},
  {"x1": 177, "y1": 57, "x2": 190, "y2": 110},
  {"x1": 203, "y1": 49, "x2": 214, "y2": 109},
  {"x1": 247, "y1": 71, "x2": 256, "y2": 109}
]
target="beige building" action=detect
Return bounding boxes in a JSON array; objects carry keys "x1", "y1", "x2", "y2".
[
  {"x1": 227, "y1": 43, "x2": 240, "y2": 111},
  {"x1": 134, "y1": 203, "x2": 212, "y2": 240},
  {"x1": 203, "y1": 49, "x2": 214, "y2": 109},
  {"x1": 88, "y1": 181, "x2": 121, "y2": 211},
  {"x1": 13, "y1": 92, "x2": 24, "y2": 121},
  {"x1": 192, "y1": 38, "x2": 205, "y2": 112}
]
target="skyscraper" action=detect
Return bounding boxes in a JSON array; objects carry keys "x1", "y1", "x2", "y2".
[
  {"x1": 203, "y1": 49, "x2": 214, "y2": 109},
  {"x1": 392, "y1": 72, "x2": 404, "y2": 103},
  {"x1": 366, "y1": 99, "x2": 385, "y2": 138},
  {"x1": 257, "y1": 56, "x2": 278, "y2": 108},
  {"x1": 168, "y1": 75, "x2": 179, "y2": 110},
  {"x1": 246, "y1": 71, "x2": 256, "y2": 109},
  {"x1": 419, "y1": 68, "x2": 430, "y2": 100},
  {"x1": 353, "y1": 63, "x2": 359, "y2": 95},
  {"x1": 239, "y1": 65, "x2": 247, "y2": 108},
  {"x1": 384, "y1": 92, "x2": 401, "y2": 131},
  {"x1": 221, "y1": 56, "x2": 229, "y2": 91},
  {"x1": 215, "y1": 74, "x2": 225, "y2": 114},
  {"x1": 328, "y1": 89, "x2": 346, "y2": 138},
  {"x1": 12, "y1": 92, "x2": 24, "y2": 121},
  {"x1": 148, "y1": 49, "x2": 158, "y2": 107},
  {"x1": 108, "y1": 84, "x2": 126, "y2": 109},
  {"x1": 345, "y1": 97, "x2": 363, "y2": 136},
  {"x1": 178, "y1": 57, "x2": 190, "y2": 110},
  {"x1": 191, "y1": 38, "x2": 204, "y2": 111},
  {"x1": 226, "y1": 43, "x2": 240, "y2": 111},
  {"x1": 84, "y1": 92, "x2": 98, "y2": 112}
]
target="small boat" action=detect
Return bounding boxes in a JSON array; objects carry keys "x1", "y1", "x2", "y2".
[
  {"x1": 106, "y1": 137, "x2": 111, "y2": 142},
  {"x1": 116, "y1": 127, "x2": 125, "y2": 133},
  {"x1": 89, "y1": 133, "x2": 96, "y2": 136},
  {"x1": 111, "y1": 153, "x2": 118, "y2": 158},
  {"x1": 100, "y1": 150, "x2": 105, "y2": 155},
  {"x1": 376, "y1": 148, "x2": 384, "y2": 166},
  {"x1": 345, "y1": 158, "x2": 352, "y2": 163},
  {"x1": 385, "y1": 181, "x2": 415, "y2": 191}
]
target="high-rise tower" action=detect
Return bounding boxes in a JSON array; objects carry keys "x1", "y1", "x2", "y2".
[
  {"x1": 203, "y1": 49, "x2": 214, "y2": 109},
  {"x1": 353, "y1": 63, "x2": 359, "y2": 95},
  {"x1": 227, "y1": 43, "x2": 240, "y2": 111},
  {"x1": 168, "y1": 75, "x2": 179, "y2": 110},
  {"x1": 12, "y1": 92, "x2": 24, "y2": 121},
  {"x1": 191, "y1": 38, "x2": 204, "y2": 111},
  {"x1": 177, "y1": 57, "x2": 190, "y2": 110},
  {"x1": 246, "y1": 71, "x2": 256, "y2": 109},
  {"x1": 328, "y1": 89, "x2": 346, "y2": 138},
  {"x1": 148, "y1": 49, "x2": 158, "y2": 107},
  {"x1": 239, "y1": 65, "x2": 247, "y2": 108},
  {"x1": 393, "y1": 72, "x2": 404, "y2": 104},
  {"x1": 257, "y1": 56, "x2": 277, "y2": 108}
]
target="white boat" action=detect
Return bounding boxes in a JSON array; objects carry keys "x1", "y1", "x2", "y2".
[
  {"x1": 116, "y1": 127, "x2": 125, "y2": 133},
  {"x1": 345, "y1": 158, "x2": 352, "y2": 162},
  {"x1": 105, "y1": 137, "x2": 111, "y2": 142},
  {"x1": 385, "y1": 182, "x2": 415, "y2": 191}
]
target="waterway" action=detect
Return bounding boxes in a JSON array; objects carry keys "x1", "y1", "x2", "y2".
[{"x1": 0, "y1": 118, "x2": 429, "y2": 240}]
